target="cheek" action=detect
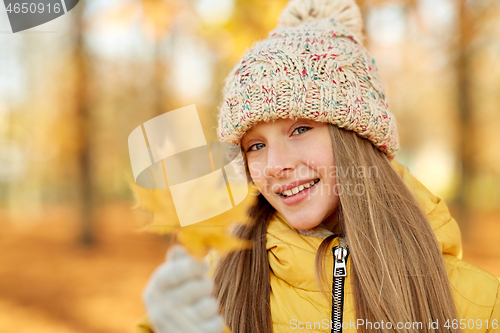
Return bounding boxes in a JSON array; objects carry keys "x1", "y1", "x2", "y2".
[
  {"x1": 248, "y1": 162, "x2": 266, "y2": 187},
  {"x1": 248, "y1": 166, "x2": 275, "y2": 198},
  {"x1": 309, "y1": 150, "x2": 337, "y2": 189},
  {"x1": 311, "y1": 156, "x2": 335, "y2": 177},
  {"x1": 298, "y1": 140, "x2": 334, "y2": 167}
]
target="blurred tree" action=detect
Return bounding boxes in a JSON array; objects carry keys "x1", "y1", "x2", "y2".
[
  {"x1": 72, "y1": 0, "x2": 94, "y2": 245},
  {"x1": 453, "y1": 0, "x2": 495, "y2": 227},
  {"x1": 455, "y1": 0, "x2": 474, "y2": 228},
  {"x1": 95, "y1": 0, "x2": 182, "y2": 116},
  {"x1": 141, "y1": 0, "x2": 182, "y2": 117}
]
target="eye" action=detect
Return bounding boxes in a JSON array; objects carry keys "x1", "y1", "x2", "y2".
[
  {"x1": 247, "y1": 143, "x2": 265, "y2": 152},
  {"x1": 292, "y1": 126, "x2": 311, "y2": 135}
]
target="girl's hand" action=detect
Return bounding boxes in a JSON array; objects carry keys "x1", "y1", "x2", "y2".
[{"x1": 142, "y1": 245, "x2": 225, "y2": 333}]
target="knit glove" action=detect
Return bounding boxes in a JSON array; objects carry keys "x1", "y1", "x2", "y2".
[{"x1": 142, "y1": 245, "x2": 225, "y2": 333}]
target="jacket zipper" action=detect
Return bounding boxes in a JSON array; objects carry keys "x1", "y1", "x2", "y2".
[{"x1": 331, "y1": 237, "x2": 349, "y2": 333}]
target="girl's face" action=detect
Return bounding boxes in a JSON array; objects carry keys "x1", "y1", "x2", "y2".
[{"x1": 241, "y1": 118, "x2": 340, "y2": 230}]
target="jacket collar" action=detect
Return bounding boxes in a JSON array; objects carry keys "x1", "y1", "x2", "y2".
[{"x1": 266, "y1": 210, "x2": 338, "y2": 291}]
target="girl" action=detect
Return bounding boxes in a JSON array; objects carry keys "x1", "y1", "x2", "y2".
[{"x1": 137, "y1": 0, "x2": 500, "y2": 332}]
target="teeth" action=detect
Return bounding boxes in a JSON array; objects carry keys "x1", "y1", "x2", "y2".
[{"x1": 281, "y1": 179, "x2": 319, "y2": 197}]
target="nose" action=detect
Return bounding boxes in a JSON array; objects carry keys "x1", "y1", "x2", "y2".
[{"x1": 264, "y1": 142, "x2": 295, "y2": 179}]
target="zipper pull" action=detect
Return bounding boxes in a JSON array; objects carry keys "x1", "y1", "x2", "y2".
[{"x1": 333, "y1": 238, "x2": 348, "y2": 277}]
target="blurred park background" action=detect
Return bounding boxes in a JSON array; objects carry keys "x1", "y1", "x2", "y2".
[{"x1": 0, "y1": 0, "x2": 499, "y2": 332}]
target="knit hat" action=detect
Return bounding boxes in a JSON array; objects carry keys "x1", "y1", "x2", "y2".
[{"x1": 216, "y1": 0, "x2": 399, "y2": 159}]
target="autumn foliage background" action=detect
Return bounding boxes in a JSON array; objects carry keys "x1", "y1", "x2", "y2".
[{"x1": 1, "y1": 0, "x2": 499, "y2": 332}]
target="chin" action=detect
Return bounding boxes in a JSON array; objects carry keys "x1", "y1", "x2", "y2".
[{"x1": 284, "y1": 212, "x2": 324, "y2": 230}]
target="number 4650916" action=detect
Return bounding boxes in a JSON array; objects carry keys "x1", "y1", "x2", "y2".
[
  {"x1": 6, "y1": 3, "x2": 62, "y2": 14},
  {"x1": 444, "y1": 319, "x2": 498, "y2": 330}
]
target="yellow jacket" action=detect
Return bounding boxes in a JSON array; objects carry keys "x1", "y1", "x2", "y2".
[{"x1": 136, "y1": 160, "x2": 500, "y2": 332}]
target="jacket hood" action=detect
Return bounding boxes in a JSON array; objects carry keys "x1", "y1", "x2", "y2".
[{"x1": 390, "y1": 160, "x2": 462, "y2": 259}]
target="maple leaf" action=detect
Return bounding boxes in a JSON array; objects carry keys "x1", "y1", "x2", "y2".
[
  {"x1": 178, "y1": 227, "x2": 251, "y2": 260},
  {"x1": 128, "y1": 178, "x2": 180, "y2": 233},
  {"x1": 127, "y1": 176, "x2": 259, "y2": 257}
]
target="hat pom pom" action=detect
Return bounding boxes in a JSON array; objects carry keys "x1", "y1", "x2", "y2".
[{"x1": 276, "y1": 0, "x2": 364, "y2": 40}]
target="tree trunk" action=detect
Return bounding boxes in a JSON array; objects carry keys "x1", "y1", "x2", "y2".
[
  {"x1": 454, "y1": 0, "x2": 474, "y2": 229},
  {"x1": 73, "y1": 0, "x2": 94, "y2": 246}
]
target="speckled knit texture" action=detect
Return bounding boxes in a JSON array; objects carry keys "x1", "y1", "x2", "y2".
[{"x1": 216, "y1": 0, "x2": 399, "y2": 159}]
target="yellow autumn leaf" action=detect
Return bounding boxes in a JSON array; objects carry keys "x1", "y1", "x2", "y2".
[
  {"x1": 178, "y1": 226, "x2": 251, "y2": 260},
  {"x1": 127, "y1": 177, "x2": 180, "y2": 233},
  {"x1": 127, "y1": 174, "x2": 259, "y2": 256}
]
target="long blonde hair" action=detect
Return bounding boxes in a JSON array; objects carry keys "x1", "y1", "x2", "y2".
[{"x1": 213, "y1": 124, "x2": 460, "y2": 333}]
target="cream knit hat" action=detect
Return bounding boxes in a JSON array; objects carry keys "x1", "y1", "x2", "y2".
[{"x1": 216, "y1": 0, "x2": 399, "y2": 159}]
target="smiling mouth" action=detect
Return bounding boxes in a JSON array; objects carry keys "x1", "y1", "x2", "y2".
[{"x1": 279, "y1": 179, "x2": 320, "y2": 197}]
